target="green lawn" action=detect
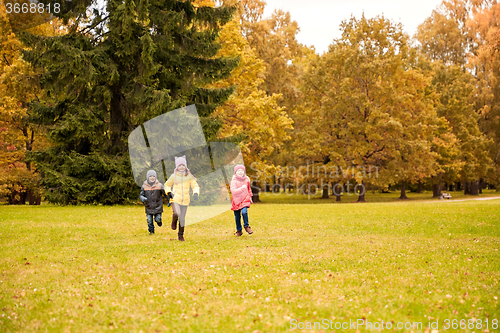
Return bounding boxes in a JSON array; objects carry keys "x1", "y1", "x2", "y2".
[{"x1": 1, "y1": 199, "x2": 499, "y2": 332}]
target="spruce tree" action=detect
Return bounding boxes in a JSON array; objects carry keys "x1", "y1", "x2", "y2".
[{"x1": 21, "y1": 0, "x2": 238, "y2": 204}]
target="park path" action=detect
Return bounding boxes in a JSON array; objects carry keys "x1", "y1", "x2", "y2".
[{"x1": 427, "y1": 196, "x2": 500, "y2": 203}]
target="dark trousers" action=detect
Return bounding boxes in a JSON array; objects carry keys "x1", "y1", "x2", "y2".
[
  {"x1": 234, "y1": 207, "x2": 249, "y2": 231},
  {"x1": 146, "y1": 213, "x2": 162, "y2": 233}
]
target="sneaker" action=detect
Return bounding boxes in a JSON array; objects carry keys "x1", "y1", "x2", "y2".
[
  {"x1": 234, "y1": 230, "x2": 243, "y2": 237},
  {"x1": 157, "y1": 221, "x2": 162, "y2": 227},
  {"x1": 244, "y1": 226, "x2": 253, "y2": 234},
  {"x1": 149, "y1": 231, "x2": 154, "y2": 235}
]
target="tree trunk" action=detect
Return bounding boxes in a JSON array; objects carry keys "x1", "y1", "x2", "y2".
[
  {"x1": 27, "y1": 190, "x2": 41, "y2": 205},
  {"x1": 449, "y1": 183, "x2": 454, "y2": 191},
  {"x1": 479, "y1": 178, "x2": 485, "y2": 194},
  {"x1": 322, "y1": 184, "x2": 329, "y2": 198},
  {"x1": 470, "y1": 180, "x2": 479, "y2": 196},
  {"x1": 356, "y1": 181, "x2": 366, "y2": 202},
  {"x1": 333, "y1": 182, "x2": 342, "y2": 202},
  {"x1": 464, "y1": 182, "x2": 470, "y2": 195},
  {"x1": 455, "y1": 181, "x2": 461, "y2": 191},
  {"x1": 251, "y1": 181, "x2": 260, "y2": 203},
  {"x1": 399, "y1": 180, "x2": 408, "y2": 199},
  {"x1": 416, "y1": 180, "x2": 422, "y2": 193},
  {"x1": 432, "y1": 183, "x2": 441, "y2": 198}
]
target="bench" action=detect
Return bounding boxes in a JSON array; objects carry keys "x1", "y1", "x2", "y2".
[{"x1": 440, "y1": 193, "x2": 452, "y2": 199}]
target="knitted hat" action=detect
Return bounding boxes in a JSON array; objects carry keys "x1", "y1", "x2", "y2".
[
  {"x1": 175, "y1": 156, "x2": 187, "y2": 169},
  {"x1": 234, "y1": 164, "x2": 245, "y2": 174},
  {"x1": 174, "y1": 156, "x2": 196, "y2": 184},
  {"x1": 147, "y1": 170, "x2": 157, "y2": 179}
]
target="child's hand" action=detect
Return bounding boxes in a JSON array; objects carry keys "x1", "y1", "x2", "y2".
[
  {"x1": 167, "y1": 192, "x2": 174, "y2": 200},
  {"x1": 141, "y1": 197, "x2": 147, "y2": 203}
]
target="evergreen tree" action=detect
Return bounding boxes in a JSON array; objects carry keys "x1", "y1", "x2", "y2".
[{"x1": 21, "y1": 0, "x2": 239, "y2": 204}]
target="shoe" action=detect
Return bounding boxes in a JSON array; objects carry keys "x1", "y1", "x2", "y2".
[
  {"x1": 234, "y1": 230, "x2": 243, "y2": 236},
  {"x1": 157, "y1": 221, "x2": 162, "y2": 227},
  {"x1": 178, "y1": 226, "x2": 185, "y2": 241},
  {"x1": 149, "y1": 231, "x2": 154, "y2": 235},
  {"x1": 244, "y1": 226, "x2": 253, "y2": 234}
]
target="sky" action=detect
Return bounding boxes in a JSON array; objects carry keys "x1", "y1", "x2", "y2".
[{"x1": 262, "y1": 0, "x2": 444, "y2": 54}]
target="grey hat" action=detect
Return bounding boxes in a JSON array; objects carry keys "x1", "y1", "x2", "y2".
[{"x1": 147, "y1": 170, "x2": 157, "y2": 179}]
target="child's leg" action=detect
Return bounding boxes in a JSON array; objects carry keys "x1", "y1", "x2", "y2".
[
  {"x1": 175, "y1": 204, "x2": 188, "y2": 241},
  {"x1": 178, "y1": 205, "x2": 188, "y2": 228},
  {"x1": 146, "y1": 214, "x2": 154, "y2": 234},
  {"x1": 234, "y1": 209, "x2": 242, "y2": 231},
  {"x1": 241, "y1": 207, "x2": 249, "y2": 227},
  {"x1": 171, "y1": 204, "x2": 179, "y2": 230},
  {"x1": 154, "y1": 213, "x2": 162, "y2": 227},
  {"x1": 242, "y1": 207, "x2": 253, "y2": 234}
]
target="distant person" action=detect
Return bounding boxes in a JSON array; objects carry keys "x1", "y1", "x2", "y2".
[
  {"x1": 139, "y1": 170, "x2": 168, "y2": 235},
  {"x1": 230, "y1": 165, "x2": 253, "y2": 236},
  {"x1": 165, "y1": 156, "x2": 200, "y2": 241}
]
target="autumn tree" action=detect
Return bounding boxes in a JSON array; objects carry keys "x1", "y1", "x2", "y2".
[
  {"x1": 194, "y1": 0, "x2": 293, "y2": 174},
  {"x1": 467, "y1": 0, "x2": 500, "y2": 189},
  {"x1": 429, "y1": 61, "x2": 492, "y2": 195},
  {"x1": 0, "y1": 6, "x2": 61, "y2": 204},
  {"x1": 238, "y1": 0, "x2": 303, "y2": 109},
  {"x1": 415, "y1": 0, "x2": 473, "y2": 67},
  {"x1": 297, "y1": 15, "x2": 440, "y2": 202},
  {"x1": 417, "y1": 0, "x2": 500, "y2": 192},
  {"x1": 22, "y1": 0, "x2": 239, "y2": 204}
]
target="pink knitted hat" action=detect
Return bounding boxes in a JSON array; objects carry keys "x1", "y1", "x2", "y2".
[
  {"x1": 234, "y1": 164, "x2": 246, "y2": 174},
  {"x1": 175, "y1": 156, "x2": 187, "y2": 169},
  {"x1": 174, "y1": 156, "x2": 196, "y2": 184}
]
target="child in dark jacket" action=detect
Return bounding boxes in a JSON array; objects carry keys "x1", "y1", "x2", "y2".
[{"x1": 139, "y1": 170, "x2": 168, "y2": 235}]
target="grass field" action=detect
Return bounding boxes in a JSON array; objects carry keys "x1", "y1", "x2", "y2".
[{"x1": 1, "y1": 197, "x2": 500, "y2": 332}]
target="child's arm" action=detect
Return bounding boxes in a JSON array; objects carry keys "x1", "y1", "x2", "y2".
[
  {"x1": 247, "y1": 178, "x2": 253, "y2": 203},
  {"x1": 160, "y1": 183, "x2": 168, "y2": 198},
  {"x1": 230, "y1": 177, "x2": 247, "y2": 196},
  {"x1": 191, "y1": 177, "x2": 200, "y2": 195},
  {"x1": 139, "y1": 186, "x2": 147, "y2": 203},
  {"x1": 165, "y1": 174, "x2": 174, "y2": 195}
]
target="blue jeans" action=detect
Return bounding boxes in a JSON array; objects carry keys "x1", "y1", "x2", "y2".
[
  {"x1": 234, "y1": 207, "x2": 249, "y2": 231},
  {"x1": 146, "y1": 214, "x2": 162, "y2": 233}
]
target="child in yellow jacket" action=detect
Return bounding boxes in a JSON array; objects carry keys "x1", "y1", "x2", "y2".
[{"x1": 165, "y1": 156, "x2": 200, "y2": 241}]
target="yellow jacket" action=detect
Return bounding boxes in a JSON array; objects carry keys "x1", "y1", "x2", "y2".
[{"x1": 165, "y1": 171, "x2": 200, "y2": 206}]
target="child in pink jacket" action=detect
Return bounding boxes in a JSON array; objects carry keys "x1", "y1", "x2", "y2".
[{"x1": 230, "y1": 165, "x2": 253, "y2": 236}]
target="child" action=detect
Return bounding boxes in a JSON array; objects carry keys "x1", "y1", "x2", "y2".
[
  {"x1": 139, "y1": 170, "x2": 168, "y2": 235},
  {"x1": 230, "y1": 165, "x2": 253, "y2": 236},
  {"x1": 165, "y1": 156, "x2": 200, "y2": 241}
]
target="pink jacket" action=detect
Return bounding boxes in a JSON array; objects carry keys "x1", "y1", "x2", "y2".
[{"x1": 230, "y1": 175, "x2": 252, "y2": 211}]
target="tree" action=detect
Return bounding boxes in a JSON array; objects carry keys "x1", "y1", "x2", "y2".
[
  {"x1": 239, "y1": 0, "x2": 303, "y2": 108},
  {"x1": 415, "y1": 0, "x2": 472, "y2": 67},
  {"x1": 22, "y1": 0, "x2": 239, "y2": 204},
  {"x1": 467, "y1": 0, "x2": 500, "y2": 189},
  {"x1": 0, "y1": 6, "x2": 60, "y2": 204},
  {"x1": 430, "y1": 62, "x2": 491, "y2": 195},
  {"x1": 416, "y1": 0, "x2": 500, "y2": 190},
  {"x1": 197, "y1": 0, "x2": 293, "y2": 170},
  {"x1": 297, "y1": 15, "x2": 440, "y2": 202}
]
